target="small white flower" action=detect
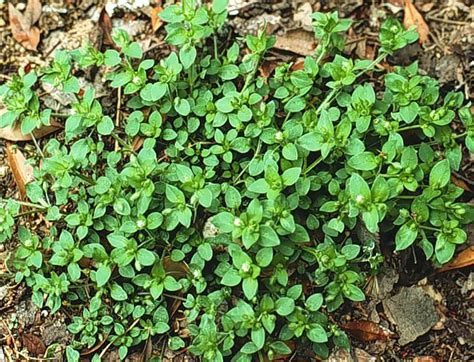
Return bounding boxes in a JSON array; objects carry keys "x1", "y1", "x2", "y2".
[
  {"x1": 233, "y1": 217, "x2": 241, "y2": 227},
  {"x1": 193, "y1": 269, "x2": 201, "y2": 279},
  {"x1": 132, "y1": 76, "x2": 141, "y2": 84},
  {"x1": 383, "y1": 121, "x2": 390, "y2": 129},
  {"x1": 136, "y1": 219, "x2": 146, "y2": 228},
  {"x1": 274, "y1": 131, "x2": 284, "y2": 141},
  {"x1": 241, "y1": 262, "x2": 250, "y2": 273},
  {"x1": 355, "y1": 194, "x2": 365, "y2": 204}
]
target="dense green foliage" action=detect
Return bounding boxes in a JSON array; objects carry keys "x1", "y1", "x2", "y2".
[{"x1": 0, "y1": 0, "x2": 473, "y2": 360}]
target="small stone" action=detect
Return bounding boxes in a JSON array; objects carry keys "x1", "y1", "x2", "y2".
[
  {"x1": 0, "y1": 285, "x2": 7, "y2": 301},
  {"x1": 383, "y1": 286, "x2": 440, "y2": 346}
]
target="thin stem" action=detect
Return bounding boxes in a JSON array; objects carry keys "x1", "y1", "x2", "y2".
[
  {"x1": 303, "y1": 155, "x2": 323, "y2": 175},
  {"x1": 110, "y1": 132, "x2": 137, "y2": 156},
  {"x1": 454, "y1": 132, "x2": 467, "y2": 139},
  {"x1": 72, "y1": 171, "x2": 95, "y2": 185},
  {"x1": 235, "y1": 139, "x2": 262, "y2": 182},
  {"x1": 29, "y1": 132, "x2": 45, "y2": 158},
  {"x1": 213, "y1": 35, "x2": 218, "y2": 59},
  {"x1": 419, "y1": 225, "x2": 440, "y2": 233},
  {"x1": 398, "y1": 125, "x2": 422, "y2": 132},
  {"x1": 395, "y1": 195, "x2": 417, "y2": 200},
  {"x1": 13, "y1": 200, "x2": 47, "y2": 209}
]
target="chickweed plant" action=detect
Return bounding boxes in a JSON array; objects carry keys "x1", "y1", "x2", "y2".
[{"x1": 1, "y1": 0, "x2": 473, "y2": 360}]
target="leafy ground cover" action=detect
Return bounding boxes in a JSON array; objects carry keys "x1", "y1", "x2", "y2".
[{"x1": 0, "y1": 0, "x2": 473, "y2": 361}]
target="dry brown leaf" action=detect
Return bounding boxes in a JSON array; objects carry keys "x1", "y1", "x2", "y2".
[
  {"x1": 99, "y1": 8, "x2": 120, "y2": 51},
  {"x1": 25, "y1": 0, "x2": 42, "y2": 25},
  {"x1": 8, "y1": 0, "x2": 42, "y2": 50},
  {"x1": 413, "y1": 357, "x2": 442, "y2": 362},
  {"x1": 341, "y1": 320, "x2": 396, "y2": 342},
  {"x1": 274, "y1": 29, "x2": 316, "y2": 56},
  {"x1": 450, "y1": 174, "x2": 471, "y2": 192},
  {"x1": 437, "y1": 246, "x2": 474, "y2": 273},
  {"x1": 5, "y1": 143, "x2": 34, "y2": 200},
  {"x1": 403, "y1": 0, "x2": 430, "y2": 44},
  {"x1": 0, "y1": 123, "x2": 61, "y2": 141},
  {"x1": 22, "y1": 334, "x2": 46, "y2": 356},
  {"x1": 151, "y1": 6, "x2": 164, "y2": 32}
]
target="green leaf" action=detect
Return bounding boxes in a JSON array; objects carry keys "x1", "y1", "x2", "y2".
[
  {"x1": 212, "y1": 212, "x2": 235, "y2": 233},
  {"x1": 259, "y1": 225, "x2": 280, "y2": 247},
  {"x1": 212, "y1": 0, "x2": 228, "y2": 13},
  {"x1": 395, "y1": 222, "x2": 418, "y2": 251},
  {"x1": 429, "y1": 159, "x2": 450, "y2": 189},
  {"x1": 174, "y1": 98, "x2": 191, "y2": 116},
  {"x1": 104, "y1": 49, "x2": 121, "y2": 67},
  {"x1": 97, "y1": 116, "x2": 114, "y2": 135},
  {"x1": 225, "y1": 186, "x2": 241, "y2": 208},
  {"x1": 137, "y1": 249, "x2": 156, "y2": 266},
  {"x1": 110, "y1": 283, "x2": 128, "y2": 301},
  {"x1": 243, "y1": 277, "x2": 258, "y2": 299},
  {"x1": 306, "y1": 293, "x2": 323, "y2": 311},
  {"x1": 307, "y1": 324, "x2": 328, "y2": 343},
  {"x1": 96, "y1": 265, "x2": 111, "y2": 287},
  {"x1": 285, "y1": 96, "x2": 305, "y2": 112},
  {"x1": 348, "y1": 152, "x2": 378, "y2": 171},
  {"x1": 349, "y1": 173, "x2": 371, "y2": 201},
  {"x1": 275, "y1": 297, "x2": 295, "y2": 316},
  {"x1": 248, "y1": 179, "x2": 269, "y2": 194},
  {"x1": 343, "y1": 284, "x2": 365, "y2": 302},
  {"x1": 179, "y1": 45, "x2": 197, "y2": 69},
  {"x1": 221, "y1": 269, "x2": 241, "y2": 286},
  {"x1": 281, "y1": 167, "x2": 301, "y2": 186},
  {"x1": 140, "y1": 82, "x2": 167, "y2": 102}
]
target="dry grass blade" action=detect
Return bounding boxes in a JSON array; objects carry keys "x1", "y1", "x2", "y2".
[
  {"x1": 437, "y1": 246, "x2": 474, "y2": 273},
  {"x1": 403, "y1": 0, "x2": 430, "y2": 44},
  {"x1": 341, "y1": 320, "x2": 396, "y2": 342},
  {"x1": 5, "y1": 142, "x2": 34, "y2": 200}
]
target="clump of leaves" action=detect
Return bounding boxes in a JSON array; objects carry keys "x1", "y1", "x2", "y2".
[{"x1": 1, "y1": 0, "x2": 473, "y2": 361}]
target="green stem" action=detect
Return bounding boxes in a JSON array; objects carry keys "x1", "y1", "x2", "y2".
[
  {"x1": 398, "y1": 125, "x2": 422, "y2": 132},
  {"x1": 395, "y1": 195, "x2": 417, "y2": 199},
  {"x1": 72, "y1": 171, "x2": 95, "y2": 185},
  {"x1": 303, "y1": 155, "x2": 323, "y2": 175},
  {"x1": 110, "y1": 132, "x2": 137, "y2": 155},
  {"x1": 29, "y1": 132, "x2": 45, "y2": 159},
  {"x1": 213, "y1": 35, "x2": 218, "y2": 59},
  {"x1": 419, "y1": 225, "x2": 440, "y2": 233},
  {"x1": 454, "y1": 132, "x2": 467, "y2": 139},
  {"x1": 235, "y1": 139, "x2": 262, "y2": 182},
  {"x1": 14, "y1": 200, "x2": 47, "y2": 210}
]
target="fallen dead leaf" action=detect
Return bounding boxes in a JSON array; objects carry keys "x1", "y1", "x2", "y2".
[
  {"x1": 403, "y1": 0, "x2": 430, "y2": 44},
  {"x1": 437, "y1": 246, "x2": 474, "y2": 273},
  {"x1": 0, "y1": 108, "x2": 63, "y2": 141},
  {"x1": 150, "y1": 6, "x2": 164, "y2": 32},
  {"x1": 99, "y1": 7, "x2": 119, "y2": 51},
  {"x1": 8, "y1": 0, "x2": 42, "y2": 50},
  {"x1": 451, "y1": 174, "x2": 471, "y2": 192},
  {"x1": 5, "y1": 143, "x2": 34, "y2": 200},
  {"x1": 274, "y1": 29, "x2": 316, "y2": 56},
  {"x1": 341, "y1": 320, "x2": 396, "y2": 342},
  {"x1": 22, "y1": 334, "x2": 46, "y2": 356},
  {"x1": 0, "y1": 123, "x2": 61, "y2": 142}
]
